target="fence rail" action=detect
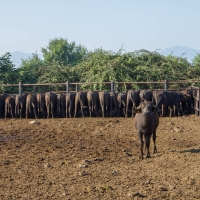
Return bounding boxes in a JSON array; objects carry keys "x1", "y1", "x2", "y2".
[{"x1": 1, "y1": 80, "x2": 200, "y2": 95}]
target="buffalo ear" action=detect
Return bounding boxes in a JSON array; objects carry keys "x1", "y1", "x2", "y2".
[{"x1": 136, "y1": 106, "x2": 141, "y2": 113}]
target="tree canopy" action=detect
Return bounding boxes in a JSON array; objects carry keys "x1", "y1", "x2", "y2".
[{"x1": 1, "y1": 37, "x2": 200, "y2": 93}]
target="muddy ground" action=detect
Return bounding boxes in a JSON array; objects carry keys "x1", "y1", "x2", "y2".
[{"x1": 0, "y1": 115, "x2": 200, "y2": 200}]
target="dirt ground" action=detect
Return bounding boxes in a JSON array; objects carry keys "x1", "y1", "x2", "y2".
[{"x1": 0, "y1": 115, "x2": 200, "y2": 200}]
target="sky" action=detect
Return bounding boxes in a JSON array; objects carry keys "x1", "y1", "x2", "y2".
[{"x1": 1, "y1": 0, "x2": 200, "y2": 55}]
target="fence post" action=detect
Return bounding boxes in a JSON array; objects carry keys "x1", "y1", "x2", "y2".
[
  {"x1": 75, "y1": 84, "x2": 78, "y2": 92},
  {"x1": 34, "y1": 85, "x2": 36, "y2": 94},
  {"x1": 66, "y1": 81, "x2": 69, "y2": 93},
  {"x1": 111, "y1": 80, "x2": 114, "y2": 93},
  {"x1": 199, "y1": 88, "x2": 200, "y2": 116},
  {"x1": 19, "y1": 82, "x2": 22, "y2": 95},
  {"x1": 164, "y1": 80, "x2": 168, "y2": 92}
]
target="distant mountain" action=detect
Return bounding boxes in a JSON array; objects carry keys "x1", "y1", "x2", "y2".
[
  {"x1": 159, "y1": 46, "x2": 200, "y2": 63},
  {"x1": 10, "y1": 51, "x2": 43, "y2": 68}
]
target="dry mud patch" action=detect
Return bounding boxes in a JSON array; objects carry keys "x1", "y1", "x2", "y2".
[{"x1": 0, "y1": 115, "x2": 200, "y2": 199}]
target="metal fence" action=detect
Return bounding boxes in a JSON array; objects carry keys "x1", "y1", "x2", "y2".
[
  {"x1": 1, "y1": 80, "x2": 200, "y2": 95},
  {"x1": 191, "y1": 86, "x2": 200, "y2": 116}
]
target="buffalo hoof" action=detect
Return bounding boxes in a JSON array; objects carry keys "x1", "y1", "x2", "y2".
[{"x1": 146, "y1": 155, "x2": 151, "y2": 158}]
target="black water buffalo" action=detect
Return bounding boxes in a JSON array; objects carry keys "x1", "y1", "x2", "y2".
[
  {"x1": 0, "y1": 94, "x2": 9, "y2": 118},
  {"x1": 134, "y1": 100, "x2": 159, "y2": 159},
  {"x1": 74, "y1": 91, "x2": 88, "y2": 117},
  {"x1": 15, "y1": 93, "x2": 28, "y2": 118},
  {"x1": 26, "y1": 94, "x2": 38, "y2": 119},
  {"x1": 45, "y1": 92, "x2": 57, "y2": 118},
  {"x1": 117, "y1": 92, "x2": 127, "y2": 117},
  {"x1": 140, "y1": 89, "x2": 153, "y2": 101},
  {"x1": 87, "y1": 91, "x2": 99, "y2": 117},
  {"x1": 99, "y1": 92, "x2": 110, "y2": 117},
  {"x1": 126, "y1": 90, "x2": 140, "y2": 117},
  {"x1": 5, "y1": 96, "x2": 15, "y2": 118},
  {"x1": 109, "y1": 92, "x2": 119, "y2": 117},
  {"x1": 181, "y1": 89, "x2": 194, "y2": 115},
  {"x1": 153, "y1": 90, "x2": 186, "y2": 117},
  {"x1": 57, "y1": 93, "x2": 66, "y2": 118},
  {"x1": 37, "y1": 93, "x2": 46, "y2": 118},
  {"x1": 66, "y1": 92, "x2": 76, "y2": 118}
]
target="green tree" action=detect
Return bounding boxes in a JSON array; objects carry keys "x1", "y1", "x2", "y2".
[
  {"x1": 18, "y1": 53, "x2": 44, "y2": 84},
  {"x1": 0, "y1": 52, "x2": 15, "y2": 83},
  {"x1": 37, "y1": 64, "x2": 74, "y2": 92},
  {"x1": 192, "y1": 53, "x2": 200, "y2": 66},
  {"x1": 0, "y1": 52, "x2": 17, "y2": 93},
  {"x1": 41, "y1": 38, "x2": 88, "y2": 66}
]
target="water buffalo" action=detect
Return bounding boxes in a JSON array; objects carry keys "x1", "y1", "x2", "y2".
[
  {"x1": 66, "y1": 92, "x2": 76, "y2": 118},
  {"x1": 126, "y1": 90, "x2": 140, "y2": 117},
  {"x1": 26, "y1": 94, "x2": 38, "y2": 119},
  {"x1": 74, "y1": 91, "x2": 88, "y2": 117},
  {"x1": 109, "y1": 92, "x2": 119, "y2": 117},
  {"x1": 153, "y1": 90, "x2": 187, "y2": 117},
  {"x1": 99, "y1": 92, "x2": 110, "y2": 117},
  {"x1": 57, "y1": 93, "x2": 66, "y2": 118},
  {"x1": 0, "y1": 94, "x2": 9, "y2": 118},
  {"x1": 134, "y1": 100, "x2": 159, "y2": 159},
  {"x1": 15, "y1": 93, "x2": 28, "y2": 118},
  {"x1": 117, "y1": 92, "x2": 127, "y2": 117},
  {"x1": 5, "y1": 96, "x2": 15, "y2": 118},
  {"x1": 37, "y1": 93, "x2": 46, "y2": 118},
  {"x1": 45, "y1": 92, "x2": 57, "y2": 118},
  {"x1": 140, "y1": 89, "x2": 153, "y2": 101},
  {"x1": 87, "y1": 91, "x2": 99, "y2": 117},
  {"x1": 181, "y1": 89, "x2": 194, "y2": 115}
]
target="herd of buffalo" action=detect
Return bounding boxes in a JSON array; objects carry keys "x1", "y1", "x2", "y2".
[{"x1": 0, "y1": 89, "x2": 194, "y2": 119}]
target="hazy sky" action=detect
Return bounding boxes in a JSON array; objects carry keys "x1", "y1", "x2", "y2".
[{"x1": 1, "y1": 0, "x2": 200, "y2": 55}]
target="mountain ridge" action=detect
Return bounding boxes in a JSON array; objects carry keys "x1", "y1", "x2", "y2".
[{"x1": 159, "y1": 46, "x2": 200, "y2": 63}]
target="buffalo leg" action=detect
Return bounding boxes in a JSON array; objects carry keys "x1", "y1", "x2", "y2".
[
  {"x1": 47, "y1": 104, "x2": 50, "y2": 119},
  {"x1": 125, "y1": 102, "x2": 129, "y2": 117},
  {"x1": 88, "y1": 101, "x2": 92, "y2": 117},
  {"x1": 132, "y1": 106, "x2": 135, "y2": 117},
  {"x1": 20, "y1": 104, "x2": 25, "y2": 119},
  {"x1": 26, "y1": 103, "x2": 29, "y2": 119},
  {"x1": 66, "y1": 102, "x2": 68, "y2": 118},
  {"x1": 69, "y1": 105, "x2": 73, "y2": 118},
  {"x1": 175, "y1": 103, "x2": 181, "y2": 116},
  {"x1": 145, "y1": 135, "x2": 151, "y2": 158},
  {"x1": 110, "y1": 98, "x2": 113, "y2": 117},
  {"x1": 33, "y1": 105, "x2": 38, "y2": 119},
  {"x1": 80, "y1": 102, "x2": 85, "y2": 118},
  {"x1": 11, "y1": 107, "x2": 15, "y2": 118},
  {"x1": 74, "y1": 102, "x2": 77, "y2": 118},
  {"x1": 138, "y1": 133, "x2": 144, "y2": 159},
  {"x1": 51, "y1": 103, "x2": 55, "y2": 118},
  {"x1": 169, "y1": 105, "x2": 174, "y2": 117},
  {"x1": 152, "y1": 131, "x2": 157, "y2": 153},
  {"x1": 4, "y1": 105, "x2": 8, "y2": 119},
  {"x1": 101, "y1": 103, "x2": 104, "y2": 118}
]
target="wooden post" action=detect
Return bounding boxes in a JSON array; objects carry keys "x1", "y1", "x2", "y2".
[
  {"x1": 19, "y1": 82, "x2": 22, "y2": 95},
  {"x1": 199, "y1": 88, "x2": 200, "y2": 116},
  {"x1": 164, "y1": 80, "x2": 168, "y2": 92},
  {"x1": 111, "y1": 80, "x2": 114, "y2": 93},
  {"x1": 66, "y1": 81, "x2": 69, "y2": 93},
  {"x1": 75, "y1": 84, "x2": 78, "y2": 92},
  {"x1": 195, "y1": 88, "x2": 198, "y2": 116},
  {"x1": 34, "y1": 85, "x2": 36, "y2": 94}
]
